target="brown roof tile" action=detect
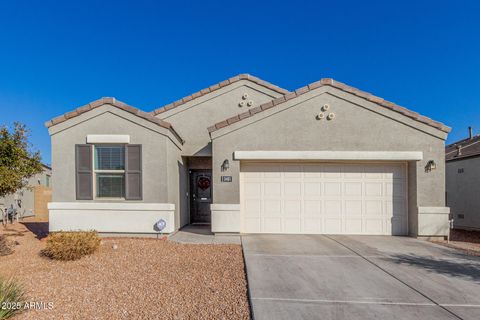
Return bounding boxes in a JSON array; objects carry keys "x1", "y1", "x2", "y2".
[
  {"x1": 45, "y1": 97, "x2": 184, "y2": 144},
  {"x1": 208, "y1": 78, "x2": 451, "y2": 134},
  {"x1": 226, "y1": 115, "x2": 240, "y2": 125},
  {"x1": 150, "y1": 74, "x2": 289, "y2": 115},
  {"x1": 446, "y1": 135, "x2": 480, "y2": 161}
]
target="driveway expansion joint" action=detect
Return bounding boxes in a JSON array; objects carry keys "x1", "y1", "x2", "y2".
[{"x1": 323, "y1": 235, "x2": 466, "y2": 320}]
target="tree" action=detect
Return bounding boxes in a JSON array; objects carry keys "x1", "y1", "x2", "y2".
[{"x1": 0, "y1": 122, "x2": 43, "y2": 198}]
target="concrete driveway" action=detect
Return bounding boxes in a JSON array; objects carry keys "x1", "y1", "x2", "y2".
[{"x1": 242, "y1": 235, "x2": 480, "y2": 320}]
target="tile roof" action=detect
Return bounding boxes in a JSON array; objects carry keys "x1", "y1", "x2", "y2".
[
  {"x1": 446, "y1": 135, "x2": 480, "y2": 161},
  {"x1": 208, "y1": 78, "x2": 451, "y2": 134},
  {"x1": 45, "y1": 97, "x2": 184, "y2": 144},
  {"x1": 150, "y1": 74, "x2": 289, "y2": 116}
]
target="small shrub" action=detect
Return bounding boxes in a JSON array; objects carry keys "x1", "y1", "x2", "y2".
[
  {"x1": 0, "y1": 235, "x2": 14, "y2": 256},
  {"x1": 0, "y1": 277, "x2": 26, "y2": 320},
  {"x1": 41, "y1": 231, "x2": 101, "y2": 261}
]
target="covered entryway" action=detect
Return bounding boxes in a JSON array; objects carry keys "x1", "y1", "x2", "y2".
[{"x1": 240, "y1": 162, "x2": 407, "y2": 235}]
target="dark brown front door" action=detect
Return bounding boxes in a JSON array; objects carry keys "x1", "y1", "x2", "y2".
[{"x1": 190, "y1": 169, "x2": 212, "y2": 223}]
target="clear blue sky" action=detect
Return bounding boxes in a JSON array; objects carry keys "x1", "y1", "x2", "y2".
[{"x1": 1, "y1": 0, "x2": 479, "y2": 165}]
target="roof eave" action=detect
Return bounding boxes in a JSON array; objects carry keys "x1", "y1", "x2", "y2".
[{"x1": 151, "y1": 74, "x2": 289, "y2": 116}]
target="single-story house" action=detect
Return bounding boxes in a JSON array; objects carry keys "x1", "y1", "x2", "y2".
[
  {"x1": 446, "y1": 127, "x2": 480, "y2": 231},
  {"x1": 46, "y1": 74, "x2": 451, "y2": 237},
  {"x1": 1, "y1": 164, "x2": 52, "y2": 221}
]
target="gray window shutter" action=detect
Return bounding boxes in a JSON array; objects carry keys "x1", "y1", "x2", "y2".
[
  {"x1": 75, "y1": 144, "x2": 93, "y2": 200},
  {"x1": 125, "y1": 145, "x2": 142, "y2": 200}
]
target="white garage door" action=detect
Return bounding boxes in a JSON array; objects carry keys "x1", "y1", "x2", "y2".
[{"x1": 240, "y1": 162, "x2": 407, "y2": 235}]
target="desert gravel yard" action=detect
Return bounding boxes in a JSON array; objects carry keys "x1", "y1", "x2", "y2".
[{"x1": 0, "y1": 221, "x2": 250, "y2": 320}]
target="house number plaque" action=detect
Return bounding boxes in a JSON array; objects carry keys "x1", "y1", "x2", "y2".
[{"x1": 221, "y1": 176, "x2": 232, "y2": 182}]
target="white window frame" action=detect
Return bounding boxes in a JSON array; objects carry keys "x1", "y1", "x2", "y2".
[{"x1": 92, "y1": 144, "x2": 126, "y2": 200}]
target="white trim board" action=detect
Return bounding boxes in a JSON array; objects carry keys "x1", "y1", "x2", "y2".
[
  {"x1": 48, "y1": 202, "x2": 174, "y2": 211},
  {"x1": 86, "y1": 134, "x2": 130, "y2": 144},
  {"x1": 234, "y1": 151, "x2": 423, "y2": 161},
  {"x1": 418, "y1": 207, "x2": 450, "y2": 214}
]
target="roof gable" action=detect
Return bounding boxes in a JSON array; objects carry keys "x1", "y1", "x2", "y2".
[
  {"x1": 151, "y1": 74, "x2": 289, "y2": 116},
  {"x1": 208, "y1": 78, "x2": 451, "y2": 135},
  {"x1": 45, "y1": 97, "x2": 183, "y2": 144}
]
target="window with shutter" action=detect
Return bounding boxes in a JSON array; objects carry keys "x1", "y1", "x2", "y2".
[{"x1": 76, "y1": 144, "x2": 142, "y2": 200}]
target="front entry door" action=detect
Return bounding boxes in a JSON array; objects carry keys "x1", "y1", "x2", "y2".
[{"x1": 190, "y1": 169, "x2": 212, "y2": 223}]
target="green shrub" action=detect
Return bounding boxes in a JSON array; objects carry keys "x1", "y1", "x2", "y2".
[
  {"x1": 41, "y1": 231, "x2": 101, "y2": 261},
  {"x1": 0, "y1": 277, "x2": 26, "y2": 320},
  {"x1": 0, "y1": 235, "x2": 14, "y2": 256}
]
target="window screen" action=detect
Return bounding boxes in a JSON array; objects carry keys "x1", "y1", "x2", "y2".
[
  {"x1": 96, "y1": 173, "x2": 125, "y2": 198},
  {"x1": 95, "y1": 146, "x2": 125, "y2": 170}
]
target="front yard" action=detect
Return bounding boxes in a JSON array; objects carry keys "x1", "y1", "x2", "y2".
[
  {"x1": 0, "y1": 220, "x2": 250, "y2": 319},
  {"x1": 430, "y1": 228, "x2": 480, "y2": 256}
]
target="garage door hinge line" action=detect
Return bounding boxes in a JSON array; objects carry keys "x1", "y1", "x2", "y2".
[{"x1": 322, "y1": 235, "x2": 465, "y2": 320}]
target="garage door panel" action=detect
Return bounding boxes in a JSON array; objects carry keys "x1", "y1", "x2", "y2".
[
  {"x1": 365, "y1": 200, "x2": 383, "y2": 216},
  {"x1": 365, "y1": 219, "x2": 384, "y2": 234},
  {"x1": 264, "y1": 182, "x2": 281, "y2": 196},
  {"x1": 365, "y1": 182, "x2": 383, "y2": 196},
  {"x1": 304, "y1": 200, "x2": 321, "y2": 216},
  {"x1": 324, "y1": 182, "x2": 342, "y2": 196},
  {"x1": 304, "y1": 182, "x2": 321, "y2": 196},
  {"x1": 264, "y1": 200, "x2": 281, "y2": 217},
  {"x1": 241, "y1": 162, "x2": 407, "y2": 235},
  {"x1": 244, "y1": 200, "x2": 261, "y2": 217},
  {"x1": 245, "y1": 182, "x2": 261, "y2": 196},
  {"x1": 303, "y1": 218, "x2": 321, "y2": 233},
  {"x1": 325, "y1": 200, "x2": 342, "y2": 215},
  {"x1": 285, "y1": 200, "x2": 301, "y2": 217},
  {"x1": 263, "y1": 218, "x2": 282, "y2": 233},
  {"x1": 345, "y1": 218, "x2": 363, "y2": 234},
  {"x1": 285, "y1": 218, "x2": 302, "y2": 233},
  {"x1": 325, "y1": 218, "x2": 342, "y2": 233},
  {"x1": 345, "y1": 200, "x2": 362, "y2": 216},
  {"x1": 243, "y1": 218, "x2": 262, "y2": 233},
  {"x1": 284, "y1": 182, "x2": 301, "y2": 196},
  {"x1": 345, "y1": 182, "x2": 362, "y2": 196}
]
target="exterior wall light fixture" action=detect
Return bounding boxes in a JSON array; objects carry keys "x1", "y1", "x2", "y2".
[
  {"x1": 221, "y1": 159, "x2": 230, "y2": 172},
  {"x1": 425, "y1": 160, "x2": 436, "y2": 172}
]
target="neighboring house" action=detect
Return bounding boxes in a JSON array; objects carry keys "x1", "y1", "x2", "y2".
[
  {"x1": 446, "y1": 128, "x2": 480, "y2": 230},
  {"x1": 46, "y1": 74, "x2": 451, "y2": 237},
  {"x1": 0, "y1": 164, "x2": 52, "y2": 221}
]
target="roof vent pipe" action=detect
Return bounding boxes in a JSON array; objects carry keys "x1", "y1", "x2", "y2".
[
  {"x1": 457, "y1": 145, "x2": 462, "y2": 156},
  {"x1": 469, "y1": 126, "x2": 473, "y2": 140}
]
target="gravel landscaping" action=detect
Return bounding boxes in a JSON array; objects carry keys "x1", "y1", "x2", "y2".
[
  {"x1": 0, "y1": 220, "x2": 250, "y2": 319},
  {"x1": 430, "y1": 228, "x2": 480, "y2": 256}
]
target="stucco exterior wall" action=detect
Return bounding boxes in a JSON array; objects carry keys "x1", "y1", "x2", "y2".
[
  {"x1": 447, "y1": 157, "x2": 480, "y2": 230},
  {"x1": 211, "y1": 88, "x2": 448, "y2": 236},
  {"x1": 49, "y1": 106, "x2": 180, "y2": 204},
  {"x1": 0, "y1": 167, "x2": 52, "y2": 219},
  {"x1": 156, "y1": 81, "x2": 283, "y2": 156}
]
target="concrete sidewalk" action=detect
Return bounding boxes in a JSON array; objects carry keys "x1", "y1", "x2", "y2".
[
  {"x1": 242, "y1": 234, "x2": 480, "y2": 320},
  {"x1": 169, "y1": 224, "x2": 241, "y2": 244}
]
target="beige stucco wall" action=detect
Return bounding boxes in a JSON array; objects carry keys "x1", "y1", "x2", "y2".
[
  {"x1": 156, "y1": 80, "x2": 283, "y2": 156},
  {"x1": 49, "y1": 105, "x2": 181, "y2": 204},
  {"x1": 155, "y1": 80, "x2": 284, "y2": 228},
  {"x1": 447, "y1": 157, "x2": 480, "y2": 230},
  {"x1": 0, "y1": 167, "x2": 52, "y2": 219},
  {"x1": 211, "y1": 87, "x2": 448, "y2": 236}
]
